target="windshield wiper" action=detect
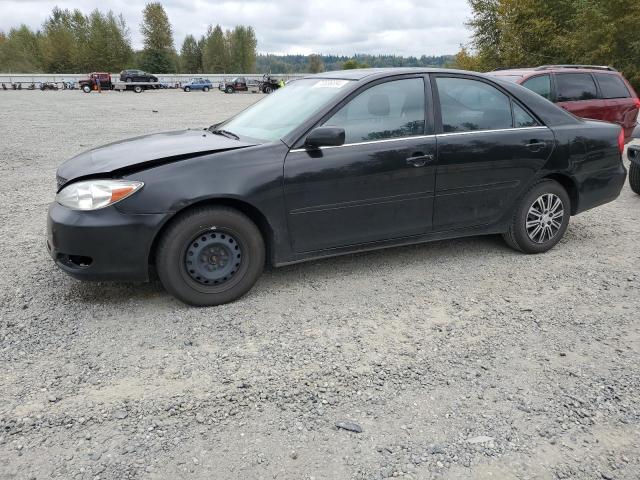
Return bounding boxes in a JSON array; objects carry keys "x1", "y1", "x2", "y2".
[{"x1": 209, "y1": 128, "x2": 239, "y2": 140}]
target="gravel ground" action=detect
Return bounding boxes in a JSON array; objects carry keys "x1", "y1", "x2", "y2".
[{"x1": 0, "y1": 89, "x2": 639, "y2": 480}]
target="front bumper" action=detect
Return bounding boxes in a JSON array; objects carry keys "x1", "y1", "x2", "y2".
[{"x1": 47, "y1": 202, "x2": 167, "y2": 281}]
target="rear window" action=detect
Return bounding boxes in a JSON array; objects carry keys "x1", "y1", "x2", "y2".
[
  {"x1": 595, "y1": 73, "x2": 630, "y2": 99},
  {"x1": 555, "y1": 73, "x2": 598, "y2": 102}
]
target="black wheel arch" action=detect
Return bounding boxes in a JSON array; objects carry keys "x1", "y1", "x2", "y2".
[
  {"x1": 541, "y1": 172, "x2": 579, "y2": 215},
  {"x1": 148, "y1": 197, "x2": 275, "y2": 272}
]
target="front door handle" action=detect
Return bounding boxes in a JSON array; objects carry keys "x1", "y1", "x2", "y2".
[
  {"x1": 406, "y1": 153, "x2": 434, "y2": 167},
  {"x1": 525, "y1": 140, "x2": 547, "y2": 152}
]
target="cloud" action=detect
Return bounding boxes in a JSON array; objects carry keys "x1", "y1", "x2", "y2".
[{"x1": 0, "y1": 0, "x2": 471, "y2": 56}]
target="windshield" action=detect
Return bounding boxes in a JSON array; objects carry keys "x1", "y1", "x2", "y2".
[{"x1": 219, "y1": 78, "x2": 354, "y2": 142}]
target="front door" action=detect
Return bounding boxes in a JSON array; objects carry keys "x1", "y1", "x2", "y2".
[
  {"x1": 432, "y1": 75, "x2": 555, "y2": 230},
  {"x1": 284, "y1": 76, "x2": 437, "y2": 253}
]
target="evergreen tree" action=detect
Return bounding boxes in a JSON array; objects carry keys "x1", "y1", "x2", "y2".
[
  {"x1": 307, "y1": 54, "x2": 324, "y2": 73},
  {"x1": 139, "y1": 2, "x2": 176, "y2": 73},
  {"x1": 180, "y1": 34, "x2": 202, "y2": 73},
  {"x1": 202, "y1": 25, "x2": 228, "y2": 73},
  {"x1": 0, "y1": 25, "x2": 41, "y2": 72}
]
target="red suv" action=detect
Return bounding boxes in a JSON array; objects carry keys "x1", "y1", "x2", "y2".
[{"x1": 490, "y1": 65, "x2": 639, "y2": 141}]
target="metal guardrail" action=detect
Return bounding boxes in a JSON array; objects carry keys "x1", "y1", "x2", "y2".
[{"x1": 0, "y1": 73, "x2": 308, "y2": 84}]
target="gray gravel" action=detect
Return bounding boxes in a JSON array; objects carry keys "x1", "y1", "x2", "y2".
[{"x1": 1, "y1": 89, "x2": 639, "y2": 480}]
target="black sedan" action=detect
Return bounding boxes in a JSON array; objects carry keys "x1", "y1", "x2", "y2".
[{"x1": 48, "y1": 68, "x2": 627, "y2": 306}]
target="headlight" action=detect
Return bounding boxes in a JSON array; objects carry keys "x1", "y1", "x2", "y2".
[{"x1": 56, "y1": 179, "x2": 144, "y2": 210}]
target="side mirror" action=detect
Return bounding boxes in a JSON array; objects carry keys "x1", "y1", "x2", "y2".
[{"x1": 305, "y1": 126, "x2": 345, "y2": 148}]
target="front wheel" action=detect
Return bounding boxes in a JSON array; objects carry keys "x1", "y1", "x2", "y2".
[
  {"x1": 82, "y1": 84, "x2": 91, "y2": 93},
  {"x1": 125, "y1": 77, "x2": 132, "y2": 83},
  {"x1": 503, "y1": 179, "x2": 570, "y2": 254},
  {"x1": 184, "y1": 86, "x2": 191, "y2": 92},
  {"x1": 264, "y1": 85, "x2": 273, "y2": 94},
  {"x1": 629, "y1": 162, "x2": 640, "y2": 195},
  {"x1": 225, "y1": 86, "x2": 234, "y2": 94},
  {"x1": 156, "y1": 207, "x2": 265, "y2": 306}
]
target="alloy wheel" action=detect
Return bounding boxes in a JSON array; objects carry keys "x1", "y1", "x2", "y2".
[{"x1": 526, "y1": 193, "x2": 564, "y2": 243}]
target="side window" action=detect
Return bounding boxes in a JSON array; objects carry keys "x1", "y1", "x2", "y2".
[
  {"x1": 324, "y1": 78, "x2": 425, "y2": 143},
  {"x1": 513, "y1": 103, "x2": 538, "y2": 127},
  {"x1": 595, "y1": 73, "x2": 630, "y2": 99},
  {"x1": 522, "y1": 75, "x2": 551, "y2": 100},
  {"x1": 555, "y1": 74, "x2": 598, "y2": 101},
  {"x1": 435, "y1": 77, "x2": 512, "y2": 132}
]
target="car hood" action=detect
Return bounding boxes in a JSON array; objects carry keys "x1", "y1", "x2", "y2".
[{"x1": 57, "y1": 129, "x2": 257, "y2": 185}]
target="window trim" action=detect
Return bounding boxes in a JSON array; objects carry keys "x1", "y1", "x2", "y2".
[
  {"x1": 431, "y1": 73, "x2": 542, "y2": 135},
  {"x1": 592, "y1": 73, "x2": 631, "y2": 100},
  {"x1": 521, "y1": 74, "x2": 552, "y2": 101},
  {"x1": 291, "y1": 74, "x2": 433, "y2": 149},
  {"x1": 552, "y1": 72, "x2": 600, "y2": 102}
]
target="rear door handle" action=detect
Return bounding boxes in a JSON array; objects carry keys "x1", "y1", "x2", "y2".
[
  {"x1": 406, "y1": 153, "x2": 434, "y2": 167},
  {"x1": 525, "y1": 141, "x2": 547, "y2": 152}
]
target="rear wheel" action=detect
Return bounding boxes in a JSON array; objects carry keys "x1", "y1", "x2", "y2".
[
  {"x1": 82, "y1": 84, "x2": 91, "y2": 93},
  {"x1": 503, "y1": 179, "x2": 570, "y2": 254},
  {"x1": 629, "y1": 162, "x2": 640, "y2": 195},
  {"x1": 203, "y1": 86, "x2": 209, "y2": 92},
  {"x1": 156, "y1": 207, "x2": 265, "y2": 306},
  {"x1": 133, "y1": 85, "x2": 143, "y2": 93},
  {"x1": 126, "y1": 77, "x2": 132, "y2": 83},
  {"x1": 184, "y1": 86, "x2": 191, "y2": 92}
]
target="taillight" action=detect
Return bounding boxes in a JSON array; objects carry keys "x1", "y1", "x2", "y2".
[
  {"x1": 618, "y1": 128, "x2": 625, "y2": 154},
  {"x1": 634, "y1": 98, "x2": 640, "y2": 108}
]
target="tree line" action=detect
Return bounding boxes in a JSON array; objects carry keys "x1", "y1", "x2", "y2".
[
  {"x1": 0, "y1": 2, "x2": 258, "y2": 74},
  {"x1": 452, "y1": 0, "x2": 640, "y2": 91}
]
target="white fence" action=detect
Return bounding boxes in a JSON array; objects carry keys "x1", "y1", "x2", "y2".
[{"x1": 0, "y1": 73, "x2": 308, "y2": 84}]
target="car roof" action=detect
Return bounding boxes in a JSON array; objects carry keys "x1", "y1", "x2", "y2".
[
  {"x1": 490, "y1": 67, "x2": 621, "y2": 78},
  {"x1": 308, "y1": 67, "x2": 496, "y2": 81}
]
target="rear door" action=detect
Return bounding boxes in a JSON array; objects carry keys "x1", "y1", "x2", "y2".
[
  {"x1": 553, "y1": 73, "x2": 602, "y2": 120},
  {"x1": 432, "y1": 75, "x2": 555, "y2": 231}
]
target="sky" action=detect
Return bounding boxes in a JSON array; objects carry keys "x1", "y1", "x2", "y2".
[{"x1": 0, "y1": 0, "x2": 472, "y2": 56}]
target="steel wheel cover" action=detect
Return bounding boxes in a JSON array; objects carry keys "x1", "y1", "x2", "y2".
[{"x1": 184, "y1": 230, "x2": 243, "y2": 285}]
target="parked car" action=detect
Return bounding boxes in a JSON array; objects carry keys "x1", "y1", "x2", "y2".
[
  {"x1": 489, "y1": 65, "x2": 640, "y2": 142},
  {"x1": 219, "y1": 77, "x2": 248, "y2": 93},
  {"x1": 628, "y1": 145, "x2": 640, "y2": 194},
  {"x1": 183, "y1": 78, "x2": 212, "y2": 92},
  {"x1": 48, "y1": 68, "x2": 627, "y2": 306},
  {"x1": 119, "y1": 70, "x2": 158, "y2": 83},
  {"x1": 78, "y1": 72, "x2": 112, "y2": 93}
]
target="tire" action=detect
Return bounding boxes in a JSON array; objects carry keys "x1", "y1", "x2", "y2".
[
  {"x1": 203, "y1": 86, "x2": 209, "y2": 92},
  {"x1": 225, "y1": 86, "x2": 234, "y2": 94},
  {"x1": 126, "y1": 77, "x2": 132, "y2": 83},
  {"x1": 629, "y1": 162, "x2": 640, "y2": 195},
  {"x1": 133, "y1": 85, "x2": 143, "y2": 93},
  {"x1": 82, "y1": 84, "x2": 91, "y2": 93},
  {"x1": 502, "y1": 179, "x2": 570, "y2": 254},
  {"x1": 156, "y1": 207, "x2": 265, "y2": 306},
  {"x1": 184, "y1": 86, "x2": 191, "y2": 92},
  {"x1": 264, "y1": 85, "x2": 273, "y2": 94}
]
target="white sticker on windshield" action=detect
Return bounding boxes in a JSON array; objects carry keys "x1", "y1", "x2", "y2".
[{"x1": 312, "y1": 79, "x2": 349, "y2": 89}]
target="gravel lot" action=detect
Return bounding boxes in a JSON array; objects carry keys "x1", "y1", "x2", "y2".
[{"x1": 1, "y1": 89, "x2": 639, "y2": 480}]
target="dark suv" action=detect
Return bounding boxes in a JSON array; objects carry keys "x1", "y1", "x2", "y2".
[
  {"x1": 119, "y1": 70, "x2": 158, "y2": 83},
  {"x1": 490, "y1": 65, "x2": 639, "y2": 141}
]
